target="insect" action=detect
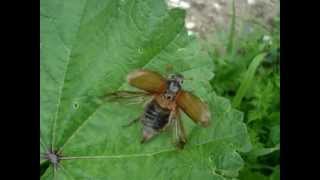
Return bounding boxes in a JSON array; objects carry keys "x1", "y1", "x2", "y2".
[{"x1": 106, "y1": 69, "x2": 211, "y2": 149}]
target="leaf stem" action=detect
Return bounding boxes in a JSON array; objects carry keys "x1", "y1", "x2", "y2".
[
  {"x1": 59, "y1": 149, "x2": 175, "y2": 160},
  {"x1": 58, "y1": 133, "x2": 246, "y2": 161}
]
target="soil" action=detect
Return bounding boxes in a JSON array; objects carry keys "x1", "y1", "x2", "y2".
[{"x1": 167, "y1": 0, "x2": 279, "y2": 38}]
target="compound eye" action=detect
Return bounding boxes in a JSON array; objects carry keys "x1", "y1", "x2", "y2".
[
  {"x1": 180, "y1": 80, "x2": 184, "y2": 84},
  {"x1": 169, "y1": 74, "x2": 175, "y2": 79}
]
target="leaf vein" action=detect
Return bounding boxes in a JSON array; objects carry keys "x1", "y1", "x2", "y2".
[
  {"x1": 60, "y1": 132, "x2": 245, "y2": 161},
  {"x1": 52, "y1": 0, "x2": 88, "y2": 150},
  {"x1": 58, "y1": 22, "x2": 184, "y2": 152}
]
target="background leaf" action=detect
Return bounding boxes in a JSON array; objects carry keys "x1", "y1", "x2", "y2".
[
  {"x1": 232, "y1": 52, "x2": 267, "y2": 108},
  {"x1": 201, "y1": 2, "x2": 279, "y2": 179},
  {"x1": 41, "y1": 0, "x2": 251, "y2": 179}
]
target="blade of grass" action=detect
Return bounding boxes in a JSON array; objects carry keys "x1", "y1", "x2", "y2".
[
  {"x1": 251, "y1": 144, "x2": 280, "y2": 157},
  {"x1": 232, "y1": 53, "x2": 267, "y2": 108}
]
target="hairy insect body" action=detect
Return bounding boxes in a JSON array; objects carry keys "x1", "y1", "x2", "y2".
[
  {"x1": 106, "y1": 69, "x2": 210, "y2": 148},
  {"x1": 140, "y1": 78, "x2": 183, "y2": 142},
  {"x1": 143, "y1": 100, "x2": 170, "y2": 130},
  {"x1": 141, "y1": 98, "x2": 172, "y2": 142}
]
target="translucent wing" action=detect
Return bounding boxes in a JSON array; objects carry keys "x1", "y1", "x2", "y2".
[
  {"x1": 105, "y1": 90, "x2": 152, "y2": 105},
  {"x1": 127, "y1": 69, "x2": 167, "y2": 93},
  {"x1": 176, "y1": 90, "x2": 211, "y2": 127},
  {"x1": 172, "y1": 110, "x2": 187, "y2": 149}
]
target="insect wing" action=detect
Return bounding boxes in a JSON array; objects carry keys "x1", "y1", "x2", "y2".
[
  {"x1": 176, "y1": 90, "x2": 211, "y2": 127},
  {"x1": 171, "y1": 110, "x2": 187, "y2": 149},
  {"x1": 127, "y1": 69, "x2": 167, "y2": 93},
  {"x1": 105, "y1": 90, "x2": 152, "y2": 105}
]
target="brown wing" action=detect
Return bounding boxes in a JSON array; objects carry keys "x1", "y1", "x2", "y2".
[
  {"x1": 176, "y1": 90, "x2": 211, "y2": 127},
  {"x1": 127, "y1": 69, "x2": 167, "y2": 93}
]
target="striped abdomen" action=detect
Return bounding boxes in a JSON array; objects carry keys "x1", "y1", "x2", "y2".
[{"x1": 142, "y1": 100, "x2": 171, "y2": 130}]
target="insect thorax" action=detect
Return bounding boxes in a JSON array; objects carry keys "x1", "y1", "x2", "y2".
[{"x1": 163, "y1": 80, "x2": 182, "y2": 101}]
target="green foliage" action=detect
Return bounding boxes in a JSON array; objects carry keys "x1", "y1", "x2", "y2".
[
  {"x1": 232, "y1": 52, "x2": 267, "y2": 108},
  {"x1": 40, "y1": 0, "x2": 251, "y2": 179},
  {"x1": 205, "y1": 9, "x2": 280, "y2": 180}
]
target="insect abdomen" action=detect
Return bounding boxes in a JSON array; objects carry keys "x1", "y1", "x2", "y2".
[{"x1": 142, "y1": 100, "x2": 170, "y2": 130}]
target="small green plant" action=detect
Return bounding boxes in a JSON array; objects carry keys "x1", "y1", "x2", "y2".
[{"x1": 205, "y1": 7, "x2": 280, "y2": 179}]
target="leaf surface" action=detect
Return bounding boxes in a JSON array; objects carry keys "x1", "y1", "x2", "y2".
[{"x1": 40, "y1": 0, "x2": 251, "y2": 179}]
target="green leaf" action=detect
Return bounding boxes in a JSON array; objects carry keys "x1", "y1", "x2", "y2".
[
  {"x1": 270, "y1": 165, "x2": 280, "y2": 180},
  {"x1": 250, "y1": 144, "x2": 279, "y2": 158},
  {"x1": 41, "y1": 0, "x2": 251, "y2": 179},
  {"x1": 232, "y1": 53, "x2": 267, "y2": 108},
  {"x1": 269, "y1": 125, "x2": 280, "y2": 145},
  {"x1": 238, "y1": 167, "x2": 269, "y2": 180}
]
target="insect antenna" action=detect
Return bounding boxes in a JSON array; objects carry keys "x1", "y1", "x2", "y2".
[
  {"x1": 165, "y1": 64, "x2": 174, "y2": 75},
  {"x1": 183, "y1": 77, "x2": 193, "y2": 81}
]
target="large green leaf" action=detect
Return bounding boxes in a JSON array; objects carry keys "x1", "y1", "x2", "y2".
[{"x1": 40, "y1": 0, "x2": 251, "y2": 179}]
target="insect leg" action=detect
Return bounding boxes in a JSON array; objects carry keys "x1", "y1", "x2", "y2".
[
  {"x1": 172, "y1": 110, "x2": 187, "y2": 149},
  {"x1": 165, "y1": 64, "x2": 174, "y2": 76},
  {"x1": 122, "y1": 117, "x2": 140, "y2": 128},
  {"x1": 159, "y1": 109, "x2": 175, "y2": 132}
]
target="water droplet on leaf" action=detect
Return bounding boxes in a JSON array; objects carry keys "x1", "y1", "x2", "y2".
[
  {"x1": 138, "y1": 48, "x2": 144, "y2": 54},
  {"x1": 73, "y1": 102, "x2": 79, "y2": 109}
]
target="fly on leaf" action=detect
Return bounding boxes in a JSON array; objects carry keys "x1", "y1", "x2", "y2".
[{"x1": 105, "y1": 69, "x2": 211, "y2": 149}]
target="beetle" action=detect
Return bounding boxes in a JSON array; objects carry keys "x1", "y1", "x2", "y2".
[{"x1": 105, "y1": 69, "x2": 211, "y2": 149}]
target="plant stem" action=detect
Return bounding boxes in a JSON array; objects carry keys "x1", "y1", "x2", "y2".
[{"x1": 227, "y1": 0, "x2": 236, "y2": 55}]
